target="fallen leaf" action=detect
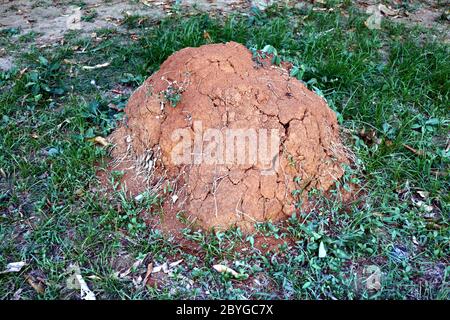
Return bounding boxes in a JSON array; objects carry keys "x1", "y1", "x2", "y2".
[
  {"x1": 63, "y1": 58, "x2": 76, "y2": 65},
  {"x1": 169, "y1": 259, "x2": 183, "y2": 268},
  {"x1": 142, "y1": 263, "x2": 153, "y2": 287},
  {"x1": 318, "y1": 241, "x2": 327, "y2": 258},
  {"x1": 25, "y1": 274, "x2": 45, "y2": 294},
  {"x1": 413, "y1": 200, "x2": 433, "y2": 213},
  {"x1": 92, "y1": 136, "x2": 109, "y2": 147},
  {"x1": 1, "y1": 261, "x2": 27, "y2": 274},
  {"x1": 203, "y1": 31, "x2": 212, "y2": 42},
  {"x1": 82, "y1": 62, "x2": 110, "y2": 70},
  {"x1": 403, "y1": 143, "x2": 424, "y2": 156},
  {"x1": 19, "y1": 67, "x2": 28, "y2": 77},
  {"x1": 378, "y1": 4, "x2": 398, "y2": 16},
  {"x1": 417, "y1": 190, "x2": 429, "y2": 199},
  {"x1": 359, "y1": 127, "x2": 379, "y2": 145},
  {"x1": 111, "y1": 89, "x2": 124, "y2": 95},
  {"x1": 151, "y1": 264, "x2": 162, "y2": 273},
  {"x1": 213, "y1": 264, "x2": 240, "y2": 277},
  {"x1": 118, "y1": 258, "x2": 144, "y2": 278},
  {"x1": 162, "y1": 262, "x2": 169, "y2": 273}
]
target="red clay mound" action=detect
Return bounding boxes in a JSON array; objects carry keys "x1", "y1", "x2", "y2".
[{"x1": 107, "y1": 41, "x2": 349, "y2": 232}]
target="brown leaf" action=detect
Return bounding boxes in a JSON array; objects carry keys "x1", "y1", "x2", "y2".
[
  {"x1": 91, "y1": 136, "x2": 109, "y2": 147},
  {"x1": 403, "y1": 143, "x2": 424, "y2": 156},
  {"x1": 359, "y1": 127, "x2": 379, "y2": 146},
  {"x1": 203, "y1": 31, "x2": 212, "y2": 43},
  {"x1": 25, "y1": 274, "x2": 45, "y2": 294},
  {"x1": 142, "y1": 263, "x2": 153, "y2": 287}
]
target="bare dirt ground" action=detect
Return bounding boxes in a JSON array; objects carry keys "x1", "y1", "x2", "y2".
[
  {"x1": 0, "y1": 0, "x2": 266, "y2": 44},
  {"x1": 358, "y1": 0, "x2": 449, "y2": 35},
  {"x1": 1, "y1": 0, "x2": 448, "y2": 46},
  {"x1": 0, "y1": 0, "x2": 272, "y2": 70}
]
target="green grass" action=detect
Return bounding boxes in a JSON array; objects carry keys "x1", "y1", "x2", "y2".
[{"x1": 0, "y1": 3, "x2": 448, "y2": 300}]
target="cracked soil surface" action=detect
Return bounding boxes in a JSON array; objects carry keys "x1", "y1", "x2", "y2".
[{"x1": 107, "y1": 42, "x2": 349, "y2": 232}]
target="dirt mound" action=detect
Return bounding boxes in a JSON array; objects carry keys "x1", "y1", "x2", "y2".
[{"x1": 107, "y1": 41, "x2": 349, "y2": 232}]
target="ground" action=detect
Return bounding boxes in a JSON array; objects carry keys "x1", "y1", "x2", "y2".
[{"x1": 0, "y1": 0, "x2": 449, "y2": 299}]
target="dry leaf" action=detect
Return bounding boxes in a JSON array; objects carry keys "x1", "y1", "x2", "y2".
[
  {"x1": 403, "y1": 143, "x2": 424, "y2": 156},
  {"x1": 378, "y1": 4, "x2": 398, "y2": 16},
  {"x1": 140, "y1": 0, "x2": 153, "y2": 7},
  {"x1": 151, "y1": 260, "x2": 182, "y2": 276},
  {"x1": 118, "y1": 258, "x2": 144, "y2": 278},
  {"x1": 63, "y1": 59, "x2": 76, "y2": 65},
  {"x1": 152, "y1": 263, "x2": 165, "y2": 273},
  {"x1": 417, "y1": 190, "x2": 429, "y2": 199},
  {"x1": 413, "y1": 200, "x2": 433, "y2": 212},
  {"x1": 203, "y1": 31, "x2": 212, "y2": 42},
  {"x1": 169, "y1": 259, "x2": 183, "y2": 268},
  {"x1": 25, "y1": 274, "x2": 45, "y2": 294},
  {"x1": 142, "y1": 263, "x2": 153, "y2": 287},
  {"x1": 213, "y1": 264, "x2": 240, "y2": 277},
  {"x1": 82, "y1": 62, "x2": 110, "y2": 70},
  {"x1": 92, "y1": 136, "x2": 109, "y2": 147},
  {"x1": 1, "y1": 261, "x2": 26, "y2": 274},
  {"x1": 162, "y1": 262, "x2": 169, "y2": 273}
]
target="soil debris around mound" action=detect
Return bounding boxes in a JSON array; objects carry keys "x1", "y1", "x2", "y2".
[{"x1": 107, "y1": 41, "x2": 349, "y2": 232}]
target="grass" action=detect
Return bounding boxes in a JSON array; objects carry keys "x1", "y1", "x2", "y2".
[{"x1": 0, "y1": 2, "x2": 448, "y2": 300}]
